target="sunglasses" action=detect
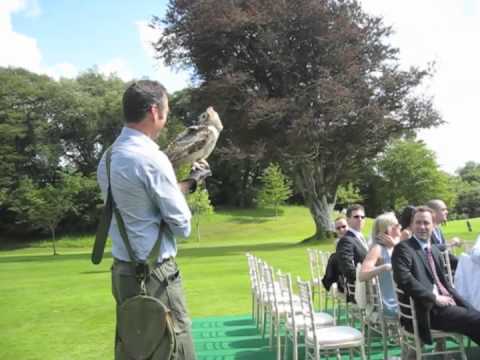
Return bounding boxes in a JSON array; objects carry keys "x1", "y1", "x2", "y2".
[
  {"x1": 353, "y1": 215, "x2": 365, "y2": 219},
  {"x1": 336, "y1": 225, "x2": 347, "y2": 230}
]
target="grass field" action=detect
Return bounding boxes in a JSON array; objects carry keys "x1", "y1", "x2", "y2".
[{"x1": 1, "y1": 206, "x2": 479, "y2": 359}]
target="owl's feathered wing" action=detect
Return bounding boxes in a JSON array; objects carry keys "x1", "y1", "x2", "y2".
[{"x1": 165, "y1": 125, "x2": 219, "y2": 169}]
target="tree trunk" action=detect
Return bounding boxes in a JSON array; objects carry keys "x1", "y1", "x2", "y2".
[
  {"x1": 50, "y1": 226, "x2": 58, "y2": 256},
  {"x1": 195, "y1": 218, "x2": 200, "y2": 242},
  {"x1": 296, "y1": 164, "x2": 336, "y2": 242}
]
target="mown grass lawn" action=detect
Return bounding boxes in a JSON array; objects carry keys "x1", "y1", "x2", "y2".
[{"x1": 1, "y1": 206, "x2": 478, "y2": 360}]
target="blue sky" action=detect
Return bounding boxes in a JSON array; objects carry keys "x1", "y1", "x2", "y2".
[
  {"x1": 1, "y1": 0, "x2": 479, "y2": 172},
  {"x1": 10, "y1": 1, "x2": 160, "y2": 72},
  {"x1": 1, "y1": 0, "x2": 190, "y2": 91}
]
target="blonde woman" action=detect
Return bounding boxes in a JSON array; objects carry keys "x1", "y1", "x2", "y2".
[{"x1": 359, "y1": 212, "x2": 402, "y2": 318}]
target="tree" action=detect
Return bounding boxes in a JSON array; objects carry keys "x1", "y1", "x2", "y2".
[
  {"x1": 187, "y1": 189, "x2": 214, "y2": 242},
  {"x1": 257, "y1": 163, "x2": 293, "y2": 216},
  {"x1": 457, "y1": 161, "x2": 480, "y2": 184},
  {"x1": 336, "y1": 183, "x2": 363, "y2": 209},
  {"x1": 455, "y1": 184, "x2": 480, "y2": 218},
  {"x1": 153, "y1": 0, "x2": 442, "y2": 240},
  {"x1": 375, "y1": 139, "x2": 455, "y2": 210},
  {"x1": 11, "y1": 173, "x2": 82, "y2": 255}
]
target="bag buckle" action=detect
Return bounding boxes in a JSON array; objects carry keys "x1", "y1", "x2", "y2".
[{"x1": 135, "y1": 262, "x2": 150, "y2": 283}]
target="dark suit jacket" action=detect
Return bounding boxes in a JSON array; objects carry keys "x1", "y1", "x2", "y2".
[
  {"x1": 431, "y1": 227, "x2": 458, "y2": 270},
  {"x1": 336, "y1": 230, "x2": 368, "y2": 283},
  {"x1": 322, "y1": 252, "x2": 345, "y2": 293},
  {"x1": 392, "y1": 237, "x2": 466, "y2": 344}
]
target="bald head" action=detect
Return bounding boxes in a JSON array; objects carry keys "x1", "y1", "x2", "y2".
[{"x1": 426, "y1": 199, "x2": 448, "y2": 224}]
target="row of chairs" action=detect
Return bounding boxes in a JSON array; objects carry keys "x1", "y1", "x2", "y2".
[
  {"x1": 246, "y1": 253, "x2": 366, "y2": 360},
  {"x1": 306, "y1": 248, "x2": 468, "y2": 360}
]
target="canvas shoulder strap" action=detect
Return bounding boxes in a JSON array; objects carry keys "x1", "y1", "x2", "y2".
[{"x1": 91, "y1": 147, "x2": 161, "y2": 266}]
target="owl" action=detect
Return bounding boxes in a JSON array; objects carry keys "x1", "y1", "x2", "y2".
[{"x1": 165, "y1": 107, "x2": 223, "y2": 170}]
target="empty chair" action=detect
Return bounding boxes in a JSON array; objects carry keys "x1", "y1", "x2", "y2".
[
  {"x1": 280, "y1": 272, "x2": 334, "y2": 360},
  {"x1": 297, "y1": 277, "x2": 366, "y2": 360}
]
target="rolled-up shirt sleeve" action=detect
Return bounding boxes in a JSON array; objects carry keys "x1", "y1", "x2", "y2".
[{"x1": 143, "y1": 157, "x2": 192, "y2": 238}]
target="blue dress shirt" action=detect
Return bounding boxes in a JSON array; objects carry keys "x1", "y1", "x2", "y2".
[{"x1": 97, "y1": 127, "x2": 191, "y2": 262}]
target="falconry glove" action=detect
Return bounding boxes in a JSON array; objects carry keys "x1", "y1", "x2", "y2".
[{"x1": 185, "y1": 163, "x2": 212, "y2": 192}]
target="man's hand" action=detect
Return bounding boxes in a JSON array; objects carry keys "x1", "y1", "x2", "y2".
[
  {"x1": 400, "y1": 228, "x2": 412, "y2": 241},
  {"x1": 188, "y1": 160, "x2": 212, "y2": 184},
  {"x1": 381, "y1": 263, "x2": 392, "y2": 272},
  {"x1": 435, "y1": 294, "x2": 456, "y2": 307},
  {"x1": 378, "y1": 233, "x2": 398, "y2": 247},
  {"x1": 448, "y1": 236, "x2": 462, "y2": 248},
  {"x1": 181, "y1": 160, "x2": 212, "y2": 193}
]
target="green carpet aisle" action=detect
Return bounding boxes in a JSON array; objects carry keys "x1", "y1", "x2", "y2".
[{"x1": 192, "y1": 315, "x2": 480, "y2": 359}]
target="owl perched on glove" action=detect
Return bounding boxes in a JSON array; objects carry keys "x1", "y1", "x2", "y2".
[{"x1": 165, "y1": 107, "x2": 223, "y2": 170}]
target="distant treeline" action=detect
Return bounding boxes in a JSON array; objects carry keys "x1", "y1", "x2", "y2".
[{"x1": 1, "y1": 67, "x2": 480, "y2": 240}]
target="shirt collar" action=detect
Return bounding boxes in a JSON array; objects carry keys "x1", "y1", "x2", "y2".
[
  {"x1": 119, "y1": 126, "x2": 159, "y2": 151},
  {"x1": 413, "y1": 235, "x2": 429, "y2": 252},
  {"x1": 349, "y1": 228, "x2": 364, "y2": 240}
]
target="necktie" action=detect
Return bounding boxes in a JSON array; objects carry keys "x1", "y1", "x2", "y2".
[
  {"x1": 425, "y1": 246, "x2": 455, "y2": 303},
  {"x1": 434, "y1": 228, "x2": 444, "y2": 245}
]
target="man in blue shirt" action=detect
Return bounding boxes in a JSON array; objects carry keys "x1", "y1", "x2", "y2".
[
  {"x1": 426, "y1": 199, "x2": 461, "y2": 270},
  {"x1": 98, "y1": 80, "x2": 210, "y2": 359}
]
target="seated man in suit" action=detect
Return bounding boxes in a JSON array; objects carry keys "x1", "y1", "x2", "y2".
[
  {"x1": 426, "y1": 199, "x2": 461, "y2": 270},
  {"x1": 322, "y1": 216, "x2": 348, "y2": 292},
  {"x1": 336, "y1": 204, "x2": 369, "y2": 301},
  {"x1": 392, "y1": 206, "x2": 480, "y2": 346}
]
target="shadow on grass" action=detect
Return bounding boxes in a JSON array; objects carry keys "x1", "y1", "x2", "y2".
[
  {"x1": 0, "y1": 251, "x2": 111, "y2": 264},
  {"x1": 180, "y1": 242, "x2": 303, "y2": 259},
  {"x1": 223, "y1": 208, "x2": 285, "y2": 224},
  {"x1": 0, "y1": 240, "x2": 305, "y2": 264},
  {"x1": 228, "y1": 217, "x2": 270, "y2": 224},
  {"x1": 223, "y1": 319, "x2": 254, "y2": 327},
  {"x1": 80, "y1": 270, "x2": 111, "y2": 275}
]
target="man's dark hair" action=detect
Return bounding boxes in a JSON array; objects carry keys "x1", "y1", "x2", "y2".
[
  {"x1": 346, "y1": 204, "x2": 364, "y2": 218},
  {"x1": 122, "y1": 80, "x2": 168, "y2": 123},
  {"x1": 413, "y1": 205, "x2": 435, "y2": 221}
]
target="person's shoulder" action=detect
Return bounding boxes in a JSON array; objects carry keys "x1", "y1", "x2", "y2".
[
  {"x1": 369, "y1": 243, "x2": 383, "y2": 254},
  {"x1": 393, "y1": 238, "x2": 415, "y2": 256},
  {"x1": 141, "y1": 150, "x2": 177, "y2": 179}
]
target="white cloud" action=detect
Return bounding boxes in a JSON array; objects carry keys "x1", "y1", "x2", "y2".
[
  {"x1": 98, "y1": 58, "x2": 134, "y2": 81},
  {"x1": 0, "y1": 0, "x2": 42, "y2": 72},
  {"x1": 0, "y1": 0, "x2": 78, "y2": 79},
  {"x1": 361, "y1": 0, "x2": 480, "y2": 173},
  {"x1": 136, "y1": 20, "x2": 191, "y2": 93}
]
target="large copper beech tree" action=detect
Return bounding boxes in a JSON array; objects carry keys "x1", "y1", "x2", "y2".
[{"x1": 153, "y1": 0, "x2": 442, "y2": 240}]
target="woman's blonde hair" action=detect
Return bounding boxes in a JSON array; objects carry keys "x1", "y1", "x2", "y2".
[{"x1": 371, "y1": 212, "x2": 398, "y2": 246}]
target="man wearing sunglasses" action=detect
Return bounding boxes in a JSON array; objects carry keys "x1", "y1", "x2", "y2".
[
  {"x1": 321, "y1": 216, "x2": 349, "y2": 293},
  {"x1": 336, "y1": 204, "x2": 368, "y2": 301}
]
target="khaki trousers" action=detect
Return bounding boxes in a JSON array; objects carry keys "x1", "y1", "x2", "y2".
[{"x1": 111, "y1": 258, "x2": 196, "y2": 360}]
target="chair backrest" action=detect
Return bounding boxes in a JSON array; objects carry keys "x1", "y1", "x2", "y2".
[
  {"x1": 245, "y1": 253, "x2": 259, "y2": 293},
  {"x1": 366, "y1": 277, "x2": 383, "y2": 316},
  {"x1": 263, "y1": 263, "x2": 280, "y2": 309},
  {"x1": 345, "y1": 279, "x2": 356, "y2": 302},
  {"x1": 278, "y1": 272, "x2": 297, "y2": 328},
  {"x1": 297, "y1": 277, "x2": 316, "y2": 338},
  {"x1": 255, "y1": 258, "x2": 269, "y2": 304},
  {"x1": 307, "y1": 248, "x2": 323, "y2": 280},
  {"x1": 394, "y1": 285, "x2": 419, "y2": 338},
  {"x1": 440, "y1": 250, "x2": 454, "y2": 287},
  {"x1": 318, "y1": 251, "x2": 331, "y2": 274}
]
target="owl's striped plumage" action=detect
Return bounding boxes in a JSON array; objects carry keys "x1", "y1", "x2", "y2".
[{"x1": 165, "y1": 107, "x2": 223, "y2": 170}]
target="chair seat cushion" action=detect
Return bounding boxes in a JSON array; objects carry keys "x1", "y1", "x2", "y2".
[
  {"x1": 306, "y1": 326, "x2": 363, "y2": 346},
  {"x1": 287, "y1": 312, "x2": 334, "y2": 328}
]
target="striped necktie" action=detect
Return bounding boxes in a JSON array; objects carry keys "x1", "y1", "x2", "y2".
[{"x1": 425, "y1": 246, "x2": 455, "y2": 303}]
